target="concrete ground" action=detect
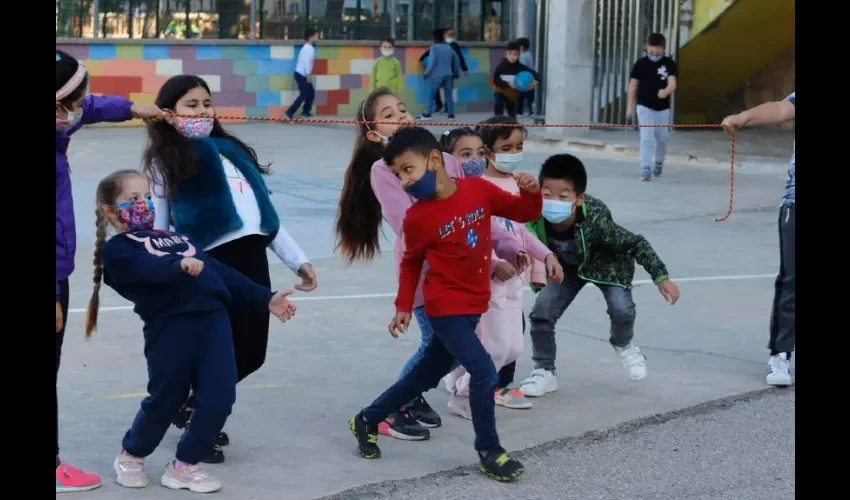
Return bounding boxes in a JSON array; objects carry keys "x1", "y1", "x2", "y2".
[{"x1": 59, "y1": 119, "x2": 795, "y2": 500}]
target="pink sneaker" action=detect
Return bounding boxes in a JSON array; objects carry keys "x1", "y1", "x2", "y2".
[
  {"x1": 56, "y1": 461, "x2": 102, "y2": 493},
  {"x1": 161, "y1": 460, "x2": 222, "y2": 493}
]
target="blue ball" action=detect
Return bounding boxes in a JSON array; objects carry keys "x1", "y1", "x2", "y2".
[{"x1": 514, "y1": 71, "x2": 535, "y2": 92}]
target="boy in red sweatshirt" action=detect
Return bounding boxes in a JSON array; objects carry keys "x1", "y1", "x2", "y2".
[{"x1": 348, "y1": 126, "x2": 542, "y2": 482}]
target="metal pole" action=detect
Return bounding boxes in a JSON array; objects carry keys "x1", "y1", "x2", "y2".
[
  {"x1": 249, "y1": 0, "x2": 258, "y2": 38},
  {"x1": 390, "y1": 0, "x2": 397, "y2": 38},
  {"x1": 355, "y1": 0, "x2": 362, "y2": 39},
  {"x1": 92, "y1": 0, "x2": 100, "y2": 38},
  {"x1": 533, "y1": 0, "x2": 547, "y2": 122},
  {"x1": 409, "y1": 0, "x2": 416, "y2": 40}
]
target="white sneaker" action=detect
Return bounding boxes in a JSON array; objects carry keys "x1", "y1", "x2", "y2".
[
  {"x1": 766, "y1": 353, "x2": 792, "y2": 386},
  {"x1": 447, "y1": 394, "x2": 473, "y2": 420},
  {"x1": 519, "y1": 368, "x2": 558, "y2": 397},
  {"x1": 113, "y1": 451, "x2": 148, "y2": 488},
  {"x1": 615, "y1": 344, "x2": 648, "y2": 381},
  {"x1": 160, "y1": 460, "x2": 222, "y2": 494}
]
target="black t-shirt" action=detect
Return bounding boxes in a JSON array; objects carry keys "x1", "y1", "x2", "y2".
[
  {"x1": 630, "y1": 56, "x2": 678, "y2": 111},
  {"x1": 544, "y1": 221, "x2": 581, "y2": 271}
]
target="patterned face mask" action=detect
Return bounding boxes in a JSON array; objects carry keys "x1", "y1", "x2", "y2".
[
  {"x1": 117, "y1": 199, "x2": 156, "y2": 231},
  {"x1": 173, "y1": 117, "x2": 214, "y2": 138},
  {"x1": 461, "y1": 157, "x2": 487, "y2": 177}
]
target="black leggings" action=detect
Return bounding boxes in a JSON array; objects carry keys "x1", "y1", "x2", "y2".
[{"x1": 56, "y1": 279, "x2": 69, "y2": 458}]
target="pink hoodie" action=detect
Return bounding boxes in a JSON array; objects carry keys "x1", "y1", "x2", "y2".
[{"x1": 370, "y1": 152, "x2": 522, "y2": 309}]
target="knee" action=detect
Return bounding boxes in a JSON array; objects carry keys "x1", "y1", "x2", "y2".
[
  {"x1": 198, "y1": 387, "x2": 236, "y2": 417},
  {"x1": 609, "y1": 303, "x2": 636, "y2": 326},
  {"x1": 466, "y1": 359, "x2": 498, "y2": 390}
]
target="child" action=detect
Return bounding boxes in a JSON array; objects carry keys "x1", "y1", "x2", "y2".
[
  {"x1": 55, "y1": 49, "x2": 164, "y2": 493},
  {"x1": 86, "y1": 170, "x2": 297, "y2": 493},
  {"x1": 491, "y1": 40, "x2": 539, "y2": 117},
  {"x1": 145, "y1": 75, "x2": 315, "y2": 464},
  {"x1": 515, "y1": 37, "x2": 536, "y2": 116},
  {"x1": 370, "y1": 38, "x2": 403, "y2": 94},
  {"x1": 519, "y1": 154, "x2": 681, "y2": 398},
  {"x1": 419, "y1": 26, "x2": 469, "y2": 113},
  {"x1": 333, "y1": 90, "x2": 521, "y2": 440},
  {"x1": 348, "y1": 126, "x2": 542, "y2": 482},
  {"x1": 438, "y1": 123, "x2": 564, "y2": 414},
  {"x1": 285, "y1": 28, "x2": 319, "y2": 119},
  {"x1": 420, "y1": 28, "x2": 460, "y2": 120}
]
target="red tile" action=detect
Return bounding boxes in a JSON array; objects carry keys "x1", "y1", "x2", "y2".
[
  {"x1": 313, "y1": 59, "x2": 328, "y2": 76},
  {"x1": 90, "y1": 76, "x2": 143, "y2": 95},
  {"x1": 316, "y1": 104, "x2": 338, "y2": 115},
  {"x1": 325, "y1": 89, "x2": 350, "y2": 106}
]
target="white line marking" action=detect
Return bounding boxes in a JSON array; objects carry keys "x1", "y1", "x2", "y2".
[{"x1": 67, "y1": 273, "x2": 775, "y2": 314}]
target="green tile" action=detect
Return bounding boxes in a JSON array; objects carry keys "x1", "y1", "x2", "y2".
[
  {"x1": 269, "y1": 75, "x2": 293, "y2": 91},
  {"x1": 246, "y1": 107, "x2": 267, "y2": 118},
  {"x1": 232, "y1": 59, "x2": 258, "y2": 76},
  {"x1": 244, "y1": 75, "x2": 270, "y2": 92},
  {"x1": 116, "y1": 45, "x2": 143, "y2": 60},
  {"x1": 317, "y1": 45, "x2": 340, "y2": 59},
  {"x1": 337, "y1": 102, "x2": 360, "y2": 116},
  {"x1": 221, "y1": 46, "x2": 248, "y2": 60},
  {"x1": 348, "y1": 88, "x2": 370, "y2": 104}
]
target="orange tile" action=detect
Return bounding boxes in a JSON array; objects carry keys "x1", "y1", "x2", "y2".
[
  {"x1": 326, "y1": 89, "x2": 349, "y2": 106},
  {"x1": 313, "y1": 59, "x2": 329, "y2": 75},
  {"x1": 142, "y1": 75, "x2": 171, "y2": 93},
  {"x1": 266, "y1": 106, "x2": 286, "y2": 119},
  {"x1": 361, "y1": 46, "x2": 375, "y2": 58},
  {"x1": 102, "y1": 60, "x2": 156, "y2": 77},
  {"x1": 326, "y1": 58, "x2": 349, "y2": 75},
  {"x1": 90, "y1": 76, "x2": 143, "y2": 95},
  {"x1": 216, "y1": 107, "x2": 246, "y2": 123},
  {"x1": 360, "y1": 75, "x2": 370, "y2": 88},
  {"x1": 317, "y1": 104, "x2": 338, "y2": 115}
]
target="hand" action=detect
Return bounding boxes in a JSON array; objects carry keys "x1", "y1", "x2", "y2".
[
  {"x1": 513, "y1": 172, "x2": 540, "y2": 193},
  {"x1": 657, "y1": 89, "x2": 669, "y2": 99},
  {"x1": 492, "y1": 261, "x2": 517, "y2": 282},
  {"x1": 544, "y1": 254, "x2": 564, "y2": 283},
  {"x1": 657, "y1": 279, "x2": 680, "y2": 305},
  {"x1": 56, "y1": 301, "x2": 64, "y2": 334},
  {"x1": 268, "y1": 289, "x2": 297, "y2": 322},
  {"x1": 529, "y1": 81, "x2": 539, "y2": 90},
  {"x1": 295, "y1": 263, "x2": 317, "y2": 292},
  {"x1": 388, "y1": 312, "x2": 411, "y2": 338},
  {"x1": 131, "y1": 103, "x2": 167, "y2": 121},
  {"x1": 180, "y1": 257, "x2": 204, "y2": 276},
  {"x1": 515, "y1": 251, "x2": 531, "y2": 272},
  {"x1": 720, "y1": 114, "x2": 745, "y2": 134},
  {"x1": 625, "y1": 108, "x2": 634, "y2": 122}
]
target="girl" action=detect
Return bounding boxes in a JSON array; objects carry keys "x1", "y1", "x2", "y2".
[
  {"x1": 333, "y1": 90, "x2": 520, "y2": 438},
  {"x1": 143, "y1": 75, "x2": 316, "y2": 463},
  {"x1": 55, "y1": 49, "x2": 164, "y2": 493},
  {"x1": 86, "y1": 170, "x2": 297, "y2": 494},
  {"x1": 439, "y1": 121, "x2": 563, "y2": 417}
]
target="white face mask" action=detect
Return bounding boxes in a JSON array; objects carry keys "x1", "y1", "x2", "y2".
[
  {"x1": 445, "y1": 37, "x2": 455, "y2": 44},
  {"x1": 493, "y1": 152, "x2": 523, "y2": 173},
  {"x1": 56, "y1": 106, "x2": 83, "y2": 132},
  {"x1": 381, "y1": 48, "x2": 394, "y2": 57}
]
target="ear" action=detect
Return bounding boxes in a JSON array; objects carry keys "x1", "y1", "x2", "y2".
[
  {"x1": 428, "y1": 150, "x2": 443, "y2": 171},
  {"x1": 55, "y1": 102, "x2": 64, "y2": 116},
  {"x1": 101, "y1": 204, "x2": 120, "y2": 225},
  {"x1": 365, "y1": 130, "x2": 383, "y2": 144},
  {"x1": 573, "y1": 193, "x2": 586, "y2": 207}
]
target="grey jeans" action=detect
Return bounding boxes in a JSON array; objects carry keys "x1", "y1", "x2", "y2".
[
  {"x1": 768, "y1": 203, "x2": 795, "y2": 354},
  {"x1": 528, "y1": 277, "x2": 637, "y2": 371},
  {"x1": 636, "y1": 105, "x2": 671, "y2": 168}
]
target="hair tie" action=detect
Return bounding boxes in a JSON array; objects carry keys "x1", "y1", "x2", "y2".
[{"x1": 93, "y1": 282, "x2": 101, "y2": 292}]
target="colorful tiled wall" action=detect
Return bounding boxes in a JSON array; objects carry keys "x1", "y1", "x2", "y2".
[{"x1": 56, "y1": 42, "x2": 505, "y2": 126}]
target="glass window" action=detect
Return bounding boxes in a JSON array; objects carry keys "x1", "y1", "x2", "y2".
[
  {"x1": 483, "y1": 0, "x2": 509, "y2": 42},
  {"x1": 458, "y1": 0, "x2": 481, "y2": 41},
  {"x1": 412, "y1": 0, "x2": 434, "y2": 41},
  {"x1": 259, "y1": 0, "x2": 307, "y2": 39},
  {"x1": 359, "y1": 0, "x2": 392, "y2": 41}
]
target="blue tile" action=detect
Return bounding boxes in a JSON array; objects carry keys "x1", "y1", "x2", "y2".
[
  {"x1": 245, "y1": 107, "x2": 268, "y2": 118},
  {"x1": 457, "y1": 87, "x2": 478, "y2": 104},
  {"x1": 196, "y1": 45, "x2": 222, "y2": 60},
  {"x1": 245, "y1": 46, "x2": 271, "y2": 60},
  {"x1": 466, "y1": 58, "x2": 480, "y2": 73},
  {"x1": 88, "y1": 44, "x2": 116, "y2": 60},
  {"x1": 257, "y1": 91, "x2": 281, "y2": 107},
  {"x1": 143, "y1": 45, "x2": 171, "y2": 60},
  {"x1": 257, "y1": 59, "x2": 295, "y2": 75}
]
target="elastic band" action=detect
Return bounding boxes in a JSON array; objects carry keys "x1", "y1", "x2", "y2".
[
  {"x1": 93, "y1": 282, "x2": 101, "y2": 292},
  {"x1": 56, "y1": 63, "x2": 87, "y2": 101}
]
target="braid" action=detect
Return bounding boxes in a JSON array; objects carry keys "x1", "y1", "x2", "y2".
[{"x1": 85, "y1": 208, "x2": 108, "y2": 338}]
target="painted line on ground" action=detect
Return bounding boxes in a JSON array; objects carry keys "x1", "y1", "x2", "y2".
[{"x1": 67, "y1": 272, "x2": 775, "y2": 314}]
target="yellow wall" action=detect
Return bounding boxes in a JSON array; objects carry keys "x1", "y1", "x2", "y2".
[{"x1": 676, "y1": 0, "x2": 795, "y2": 124}]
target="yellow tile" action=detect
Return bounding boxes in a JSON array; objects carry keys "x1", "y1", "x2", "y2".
[
  {"x1": 129, "y1": 92, "x2": 156, "y2": 105},
  {"x1": 339, "y1": 47, "x2": 364, "y2": 61},
  {"x1": 82, "y1": 60, "x2": 105, "y2": 76},
  {"x1": 116, "y1": 45, "x2": 144, "y2": 60},
  {"x1": 327, "y1": 58, "x2": 350, "y2": 75}
]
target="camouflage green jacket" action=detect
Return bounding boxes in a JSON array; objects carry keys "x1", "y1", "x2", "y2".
[{"x1": 526, "y1": 195, "x2": 669, "y2": 290}]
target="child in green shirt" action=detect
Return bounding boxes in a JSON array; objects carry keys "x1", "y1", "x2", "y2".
[{"x1": 371, "y1": 38, "x2": 404, "y2": 94}]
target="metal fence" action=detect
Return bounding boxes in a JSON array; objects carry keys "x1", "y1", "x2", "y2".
[
  {"x1": 55, "y1": 0, "x2": 515, "y2": 42},
  {"x1": 591, "y1": 0, "x2": 681, "y2": 124}
]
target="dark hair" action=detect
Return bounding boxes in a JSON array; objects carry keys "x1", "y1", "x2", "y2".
[
  {"x1": 439, "y1": 127, "x2": 480, "y2": 153},
  {"x1": 647, "y1": 33, "x2": 666, "y2": 47},
  {"x1": 86, "y1": 169, "x2": 147, "y2": 338},
  {"x1": 433, "y1": 28, "x2": 445, "y2": 42},
  {"x1": 381, "y1": 126, "x2": 440, "y2": 166},
  {"x1": 506, "y1": 41, "x2": 521, "y2": 52},
  {"x1": 334, "y1": 88, "x2": 397, "y2": 265},
  {"x1": 476, "y1": 115, "x2": 527, "y2": 150},
  {"x1": 381, "y1": 37, "x2": 395, "y2": 46},
  {"x1": 444, "y1": 26, "x2": 456, "y2": 34},
  {"x1": 539, "y1": 154, "x2": 588, "y2": 194},
  {"x1": 516, "y1": 37, "x2": 530, "y2": 51},
  {"x1": 56, "y1": 49, "x2": 89, "y2": 108},
  {"x1": 305, "y1": 28, "x2": 318, "y2": 40},
  {"x1": 142, "y1": 75, "x2": 269, "y2": 199}
]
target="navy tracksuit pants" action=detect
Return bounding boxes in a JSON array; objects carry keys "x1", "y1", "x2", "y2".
[{"x1": 122, "y1": 307, "x2": 236, "y2": 464}]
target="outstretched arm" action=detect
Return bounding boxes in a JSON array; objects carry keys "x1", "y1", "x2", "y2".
[
  {"x1": 80, "y1": 95, "x2": 134, "y2": 125},
  {"x1": 101, "y1": 237, "x2": 187, "y2": 285},
  {"x1": 203, "y1": 256, "x2": 276, "y2": 311}
]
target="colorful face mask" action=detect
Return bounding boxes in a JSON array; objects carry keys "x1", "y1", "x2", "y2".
[
  {"x1": 56, "y1": 106, "x2": 83, "y2": 133},
  {"x1": 174, "y1": 117, "x2": 214, "y2": 138},
  {"x1": 461, "y1": 157, "x2": 487, "y2": 178},
  {"x1": 117, "y1": 199, "x2": 156, "y2": 231},
  {"x1": 405, "y1": 168, "x2": 438, "y2": 201}
]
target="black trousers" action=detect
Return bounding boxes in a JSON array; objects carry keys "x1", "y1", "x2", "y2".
[
  {"x1": 768, "y1": 203, "x2": 795, "y2": 355},
  {"x1": 56, "y1": 278, "x2": 69, "y2": 458},
  {"x1": 494, "y1": 93, "x2": 517, "y2": 117}
]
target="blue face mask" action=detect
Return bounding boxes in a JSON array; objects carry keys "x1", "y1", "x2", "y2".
[
  {"x1": 461, "y1": 157, "x2": 487, "y2": 177},
  {"x1": 647, "y1": 53, "x2": 663, "y2": 63},
  {"x1": 542, "y1": 199, "x2": 574, "y2": 224},
  {"x1": 405, "y1": 168, "x2": 438, "y2": 200}
]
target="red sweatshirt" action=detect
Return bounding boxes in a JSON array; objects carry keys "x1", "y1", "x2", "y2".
[{"x1": 395, "y1": 176, "x2": 543, "y2": 317}]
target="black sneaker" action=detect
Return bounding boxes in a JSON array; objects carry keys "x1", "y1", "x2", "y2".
[
  {"x1": 478, "y1": 446, "x2": 525, "y2": 482},
  {"x1": 349, "y1": 411, "x2": 381, "y2": 459},
  {"x1": 380, "y1": 410, "x2": 431, "y2": 441},
  {"x1": 215, "y1": 431, "x2": 230, "y2": 447},
  {"x1": 447, "y1": 114, "x2": 456, "y2": 120},
  {"x1": 172, "y1": 403, "x2": 193, "y2": 430},
  {"x1": 201, "y1": 444, "x2": 225, "y2": 464},
  {"x1": 407, "y1": 396, "x2": 442, "y2": 428},
  {"x1": 417, "y1": 113, "x2": 433, "y2": 120}
]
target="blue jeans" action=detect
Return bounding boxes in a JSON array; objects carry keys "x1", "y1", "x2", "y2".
[
  {"x1": 286, "y1": 73, "x2": 315, "y2": 116},
  {"x1": 425, "y1": 76, "x2": 454, "y2": 115},
  {"x1": 399, "y1": 306, "x2": 460, "y2": 381},
  {"x1": 365, "y1": 314, "x2": 500, "y2": 452}
]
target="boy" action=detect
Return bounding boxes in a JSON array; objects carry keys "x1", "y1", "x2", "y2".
[
  {"x1": 420, "y1": 29, "x2": 460, "y2": 120},
  {"x1": 370, "y1": 38, "x2": 403, "y2": 94},
  {"x1": 348, "y1": 126, "x2": 543, "y2": 482},
  {"x1": 519, "y1": 154, "x2": 680, "y2": 398},
  {"x1": 626, "y1": 33, "x2": 678, "y2": 181},
  {"x1": 419, "y1": 26, "x2": 469, "y2": 113},
  {"x1": 285, "y1": 28, "x2": 319, "y2": 120},
  {"x1": 516, "y1": 37, "x2": 535, "y2": 116},
  {"x1": 492, "y1": 40, "x2": 539, "y2": 117}
]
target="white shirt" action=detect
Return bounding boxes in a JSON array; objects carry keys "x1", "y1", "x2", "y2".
[
  {"x1": 295, "y1": 43, "x2": 316, "y2": 77},
  {"x1": 151, "y1": 157, "x2": 310, "y2": 275}
]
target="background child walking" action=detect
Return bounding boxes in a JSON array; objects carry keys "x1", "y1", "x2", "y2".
[
  {"x1": 285, "y1": 28, "x2": 319, "y2": 119},
  {"x1": 370, "y1": 38, "x2": 403, "y2": 94},
  {"x1": 86, "y1": 170, "x2": 296, "y2": 494}
]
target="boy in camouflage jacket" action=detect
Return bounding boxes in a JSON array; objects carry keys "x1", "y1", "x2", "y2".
[{"x1": 518, "y1": 154, "x2": 680, "y2": 398}]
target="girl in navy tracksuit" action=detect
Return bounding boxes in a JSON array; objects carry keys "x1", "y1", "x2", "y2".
[{"x1": 84, "y1": 170, "x2": 297, "y2": 494}]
